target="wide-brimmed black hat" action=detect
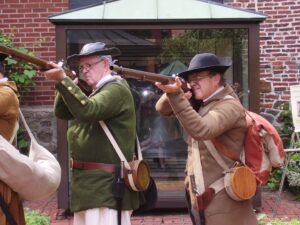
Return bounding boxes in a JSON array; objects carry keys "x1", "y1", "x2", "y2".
[
  {"x1": 178, "y1": 53, "x2": 232, "y2": 80},
  {"x1": 67, "y1": 42, "x2": 121, "y2": 66}
]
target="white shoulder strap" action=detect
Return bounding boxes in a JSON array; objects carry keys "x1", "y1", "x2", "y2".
[
  {"x1": 99, "y1": 120, "x2": 142, "y2": 170},
  {"x1": 200, "y1": 95, "x2": 239, "y2": 195},
  {"x1": 19, "y1": 109, "x2": 37, "y2": 142},
  {"x1": 191, "y1": 95, "x2": 238, "y2": 195},
  {"x1": 9, "y1": 122, "x2": 19, "y2": 144},
  {"x1": 191, "y1": 139, "x2": 205, "y2": 195},
  {"x1": 203, "y1": 140, "x2": 229, "y2": 171},
  {"x1": 202, "y1": 141, "x2": 230, "y2": 195},
  {"x1": 136, "y1": 135, "x2": 142, "y2": 160}
]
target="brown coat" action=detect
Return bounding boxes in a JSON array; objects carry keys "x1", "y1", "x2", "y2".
[
  {"x1": 0, "y1": 81, "x2": 25, "y2": 225},
  {"x1": 0, "y1": 81, "x2": 19, "y2": 141},
  {"x1": 156, "y1": 84, "x2": 258, "y2": 225}
]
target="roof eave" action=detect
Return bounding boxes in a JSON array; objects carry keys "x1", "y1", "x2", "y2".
[{"x1": 49, "y1": 17, "x2": 267, "y2": 25}]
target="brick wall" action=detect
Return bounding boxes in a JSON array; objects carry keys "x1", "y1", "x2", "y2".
[
  {"x1": 0, "y1": 0, "x2": 68, "y2": 106},
  {"x1": 1, "y1": 0, "x2": 298, "y2": 109},
  {"x1": 224, "y1": 0, "x2": 300, "y2": 110}
]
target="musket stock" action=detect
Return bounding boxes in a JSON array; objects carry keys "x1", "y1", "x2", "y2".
[
  {"x1": 0, "y1": 44, "x2": 92, "y2": 95},
  {"x1": 110, "y1": 64, "x2": 190, "y2": 91}
]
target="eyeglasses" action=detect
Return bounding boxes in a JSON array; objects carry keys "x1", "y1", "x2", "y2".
[
  {"x1": 79, "y1": 59, "x2": 104, "y2": 73},
  {"x1": 188, "y1": 75, "x2": 210, "y2": 86}
]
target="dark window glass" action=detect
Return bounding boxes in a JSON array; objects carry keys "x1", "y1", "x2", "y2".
[
  {"x1": 69, "y1": 0, "x2": 105, "y2": 9},
  {"x1": 69, "y1": 0, "x2": 223, "y2": 10}
]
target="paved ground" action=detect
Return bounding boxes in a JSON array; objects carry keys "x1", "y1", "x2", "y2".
[{"x1": 24, "y1": 190, "x2": 300, "y2": 225}]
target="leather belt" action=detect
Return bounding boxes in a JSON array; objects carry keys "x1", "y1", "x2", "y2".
[{"x1": 70, "y1": 159, "x2": 117, "y2": 173}]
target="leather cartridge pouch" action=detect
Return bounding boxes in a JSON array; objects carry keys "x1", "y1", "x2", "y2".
[
  {"x1": 196, "y1": 188, "x2": 216, "y2": 210},
  {"x1": 190, "y1": 175, "x2": 216, "y2": 211},
  {"x1": 124, "y1": 160, "x2": 151, "y2": 192}
]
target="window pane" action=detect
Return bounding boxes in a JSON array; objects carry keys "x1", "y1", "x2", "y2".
[
  {"x1": 66, "y1": 28, "x2": 249, "y2": 195},
  {"x1": 69, "y1": 0, "x2": 105, "y2": 9}
]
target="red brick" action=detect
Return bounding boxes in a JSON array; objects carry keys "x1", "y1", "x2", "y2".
[{"x1": 0, "y1": 0, "x2": 299, "y2": 107}]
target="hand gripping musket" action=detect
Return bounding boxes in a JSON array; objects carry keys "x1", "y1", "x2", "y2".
[
  {"x1": 0, "y1": 44, "x2": 92, "y2": 96},
  {"x1": 110, "y1": 64, "x2": 190, "y2": 92}
]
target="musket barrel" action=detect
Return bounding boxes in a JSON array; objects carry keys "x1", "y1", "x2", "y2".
[
  {"x1": 0, "y1": 44, "x2": 50, "y2": 69},
  {"x1": 0, "y1": 44, "x2": 93, "y2": 95},
  {"x1": 110, "y1": 64, "x2": 174, "y2": 85},
  {"x1": 110, "y1": 64, "x2": 190, "y2": 91}
]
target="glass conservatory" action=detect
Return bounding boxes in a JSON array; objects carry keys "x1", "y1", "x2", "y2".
[{"x1": 49, "y1": 0, "x2": 266, "y2": 209}]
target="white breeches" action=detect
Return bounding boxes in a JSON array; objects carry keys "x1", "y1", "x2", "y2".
[{"x1": 73, "y1": 207, "x2": 132, "y2": 225}]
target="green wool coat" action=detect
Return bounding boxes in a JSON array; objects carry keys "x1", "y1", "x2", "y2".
[{"x1": 54, "y1": 76, "x2": 141, "y2": 212}]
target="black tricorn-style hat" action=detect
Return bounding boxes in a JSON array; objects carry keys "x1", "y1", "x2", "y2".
[
  {"x1": 178, "y1": 53, "x2": 232, "y2": 80},
  {"x1": 67, "y1": 42, "x2": 121, "y2": 66}
]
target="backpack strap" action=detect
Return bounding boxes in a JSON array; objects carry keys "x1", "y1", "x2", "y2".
[
  {"x1": 209, "y1": 94, "x2": 243, "y2": 162},
  {"x1": 211, "y1": 139, "x2": 240, "y2": 162},
  {"x1": 203, "y1": 140, "x2": 229, "y2": 171},
  {"x1": 199, "y1": 95, "x2": 242, "y2": 162}
]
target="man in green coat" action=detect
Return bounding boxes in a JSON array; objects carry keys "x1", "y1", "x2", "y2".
[{"x1": 43, "y1": 42, "x2": 141, "y2": 225}]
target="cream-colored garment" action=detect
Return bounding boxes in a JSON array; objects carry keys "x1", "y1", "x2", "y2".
[
  {"x1": 0, "y1": 134, "x2": 61, "y2": 201},
  {"x1": 74, "y1": 208, "x2": 132, "y2": 225}
]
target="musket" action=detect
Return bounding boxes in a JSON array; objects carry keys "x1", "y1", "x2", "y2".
[
  {"x1": 0, "y1": 44, "x2": 92, "y2": 95},
  {"x1": 110, "y1": 64, "x2": 205, "y2": 110},
  {"x1": 110, "y1": 64, "x2": 190, "y2": 91}
]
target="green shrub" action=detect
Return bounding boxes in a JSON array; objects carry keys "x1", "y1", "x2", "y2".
[
  {"x1": 0, "y1": 33, "x2": 37, "y2": 88},
  {"x1": 258, "y1": 214, "x2": 300, "y2": 225},
  {"x1": 25, "y1": 208, "x2": 50, "y2": 225},
  {"x1": 265, "y1": 168, "x2": 283, "y2": 191}
]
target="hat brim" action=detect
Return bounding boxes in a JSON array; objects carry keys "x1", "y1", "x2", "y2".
[
  {"x1": 178, "y1": 57, "x2": 232, "y2": 80},
  {"x1": 179, "y1": 65, "x2": 230, "y2": 80},
  {"x1": 67, "y1": 47, "x2": 121, "y2": 67}
]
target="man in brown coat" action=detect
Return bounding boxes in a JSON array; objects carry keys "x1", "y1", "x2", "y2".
[
  {"x1": 0, "y1": 53, "x2": 25, "y2": 225},
  {"x1": 155, "y1": 53, "x2": 258, "y2": 225}
]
